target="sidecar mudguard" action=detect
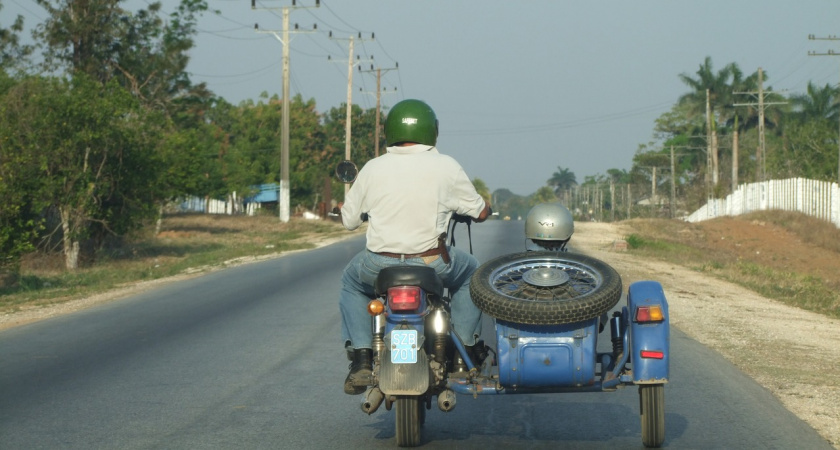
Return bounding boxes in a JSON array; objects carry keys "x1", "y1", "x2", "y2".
[
  {"x1": 628, "y1": 281, "x2": 670, "y2": 384},
  {"x1": 378, "y1": 347, "x2": 430, "y2": 396}
]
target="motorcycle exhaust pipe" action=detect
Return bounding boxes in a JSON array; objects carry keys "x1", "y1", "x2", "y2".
[
  {"x1": 361, "y1": 387, "x2": 384, "y2": 415},
  {"x1": 437, "y1": 389, "x2": 457, "y2": 412}
]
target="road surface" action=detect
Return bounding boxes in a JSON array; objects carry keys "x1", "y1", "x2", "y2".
[{"x1": 0, "y1": 221, "x2": 831, "y2": 449}]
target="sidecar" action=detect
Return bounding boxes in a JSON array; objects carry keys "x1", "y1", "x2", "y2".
[{"x1": 446, "y1": 204, "x2": 670, "y2": 448}]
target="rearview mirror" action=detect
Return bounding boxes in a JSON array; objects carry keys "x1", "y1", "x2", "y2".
[{"x1": 335, "y1": 160, "x2": 358, "y2": 183}]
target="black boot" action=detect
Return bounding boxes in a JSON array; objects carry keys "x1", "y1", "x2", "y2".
[{"x1": 344, "y1": 348, "x2": 373, "y2": 395}]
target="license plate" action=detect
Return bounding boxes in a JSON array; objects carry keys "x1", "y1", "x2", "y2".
[{"x1": 391, "y1": 329, "x2": 418, "y2": 364}]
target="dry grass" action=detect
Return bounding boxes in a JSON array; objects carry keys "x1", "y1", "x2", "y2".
[
  {"x1": 622, "y1": 211, "x2": 840, "y2": 319},
  {"x1": 0, "y1": 213, "x2": 350, "y2": 314}
]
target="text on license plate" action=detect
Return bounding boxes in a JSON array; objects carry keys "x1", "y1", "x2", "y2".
[{"x1": 391, "y1": 329, "x2": 418, "y2": 364}]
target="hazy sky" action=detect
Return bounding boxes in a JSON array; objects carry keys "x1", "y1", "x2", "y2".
[{"x1": 4, "y1": 0, "x2": 840, "y2": 195}]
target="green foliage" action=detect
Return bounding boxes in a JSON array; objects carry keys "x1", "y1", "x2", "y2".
[
  {"x1": 546, "y1": 166, "x2": 577, "y2": 196},
  {"x1": 490, "y1": 189, "x2": 530, "y2": 220},
  {"x1": 0, "y1": 2, "x2": 32, "y2": 73},
  {"x1": 531, "y1": 186, "x2": 557, "y2": 205},
  {"x1": 0, "y1": 74, "x2": 164, "y2": 268},
  {"x1": 472, "y1": 178, "x2": 491, "y2": 202}
]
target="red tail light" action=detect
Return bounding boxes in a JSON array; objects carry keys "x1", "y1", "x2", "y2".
[
  {"x1": 635, "y1": 305, "x2": 665, "y2": 323},
  {"x1": 640, "y1": 350, "x2": 665, "y2": 359},
  {"x1": 388, "y1": 286, "x2": 421, "y2": 312}
]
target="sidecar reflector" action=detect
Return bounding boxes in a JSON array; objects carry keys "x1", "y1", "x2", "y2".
[
  {"x1": 640, "y1": 350, "x2": 665, "y2": 359},
  {"x1": 367, "y1": 299, "x2": 385, "y2": 316},
  {"x1": 388, "y1": 286, "x2": 422, "y2": 312},
  {"x1": 635, "y1": 305, "x2": 665, "y2": 323}
]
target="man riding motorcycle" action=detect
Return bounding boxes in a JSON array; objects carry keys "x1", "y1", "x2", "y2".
[{"x1": 338, "y1": 99, "x2": 492, "y2": 395}]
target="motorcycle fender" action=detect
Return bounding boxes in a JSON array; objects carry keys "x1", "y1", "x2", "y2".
[
  {"x1": 379, "y1": 348, "x2": 430, "y2": 396},
  {"x1": 628, "y1": 281, "x2": 670, "y2": 383}
]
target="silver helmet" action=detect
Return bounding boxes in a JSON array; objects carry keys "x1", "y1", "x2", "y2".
[{"x1": 524, "y1": 202, "x2": 574, "y2": 251}]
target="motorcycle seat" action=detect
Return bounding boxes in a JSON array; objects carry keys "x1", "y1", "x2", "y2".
[{"x1": 375, "y1": 266, "x2": 444, "y2": 298}]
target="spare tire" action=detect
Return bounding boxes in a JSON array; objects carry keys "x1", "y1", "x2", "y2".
[{"x1": 470, "y1": 251, "x2": 622, "y2": 325}]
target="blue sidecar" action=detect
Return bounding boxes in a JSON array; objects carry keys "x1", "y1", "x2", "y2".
[{"x1": 457, "y1": 250, "x2": 669, "y2": 449}]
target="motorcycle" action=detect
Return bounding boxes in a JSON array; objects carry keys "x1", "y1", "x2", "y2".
[{"x1": 336, "y1": 161, "x2": 670, "y2": 448}]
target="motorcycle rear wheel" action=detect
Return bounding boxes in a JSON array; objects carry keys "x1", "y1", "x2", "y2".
[
  {"x1": 639, "y1": 384, "x2": 665, "y2": 447},
  {"x1": 470, "y1": 251, "x2": 622, "y2": 325},
  {"x1": 395, "y1": 395, "x2": 422, "y2": 447}
]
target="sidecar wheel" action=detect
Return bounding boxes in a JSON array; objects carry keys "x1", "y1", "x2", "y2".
[
  {"x1": 639, "y1": 384, "x2": 665, "y2": 447},
  {"x1": 470, "y1": 251, "x2": 622, "y2": 325},
  {"x1": 395, "y1": 395, "x2": 422, "y2": 447}
]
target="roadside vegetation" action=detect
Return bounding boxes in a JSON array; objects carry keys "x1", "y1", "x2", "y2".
[
  {"x1": 623, "y1": 211, "x2": 840, "y2": 320},
  {"x1": 0, "y1": 214, "x2": 349, "y2": 315},
  {"x1": 1, "y1": 1, "x2": 838, "y2": 323}
]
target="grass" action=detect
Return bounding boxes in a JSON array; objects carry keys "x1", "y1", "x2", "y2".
[
  {"x1": 0, "y1": 213, "x2": 351, "y2": 314},
  {"x1": 621, "y1": 211, "x2": 840, "y2": 320}
]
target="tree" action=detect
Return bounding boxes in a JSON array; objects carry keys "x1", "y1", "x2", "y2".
[
  {"x1": 530, "y1": 186, "x2": 557, "y2": 205},
  {"x1": 547, "y1": 166, "x2": 577, "y2": 194},
  {"x1": 774, "y1": 120, "x2": 837, "y2": 181},
  {"x1": 790, "y1": 82, "x2": 839, "y2": 123},
  {"x1": 322, "y1": 103, "x2": 381, "y2": 203},
  {"x1": 0, "y1": 0, "x2": 33, "y2": 73},
  {"x1": 0, "y1": 75, "x2": 40, "y2": 274},
  {"x1": 472, "y1": 178, "x2": 491, "y2": 203},
  {"x1": 0, "y1": 74, "x2": 164, "y2": 269},
  {"x1": 678, "y1": 57, "x2": 761, "y2": 187},
  {"x1": 223, "y1": 94, "x2": 329, "y2": 211}
]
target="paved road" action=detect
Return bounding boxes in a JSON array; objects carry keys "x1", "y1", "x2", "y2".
[{"x1": 0, "y1": 220, "x2": 832, "y2": 449}]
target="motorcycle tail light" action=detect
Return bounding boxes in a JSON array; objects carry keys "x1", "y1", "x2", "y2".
[
  {"x1": 367, "y1": 299, "x2": 385, "y2": 316},
  {"x1": 635, "y1": 305, "x2": 665, "y2": 323},
  {"x1": 640, "y1": 350, "x2": 665, "y2": 359},
  {"x1": 388, "y1": 286, "x2": 421, "y2": 312}
]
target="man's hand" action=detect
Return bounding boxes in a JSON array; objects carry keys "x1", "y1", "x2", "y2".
[{"x1": 475, "y1": 201, "x2": 492, "y2": 223}]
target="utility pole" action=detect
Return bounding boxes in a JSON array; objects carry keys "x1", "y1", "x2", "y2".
[
  {"x1": 329, "y1": 31, "x2": 374, "y2": 197},
  {"x1": 705, "y1": 89, "x2": 714, "y2": 197},
  {"x1": 670, "y1": 145, "x2": 677, "y2": 219},
  {"x1": 359, "y1": 63, "x2": 399, "y2": 157},
  {"x1": 808, "y1": 34, "x2": 840, "y2": 184},
  {"x1": 734, "y1": 67, "x2": 787, "y2": 183},
  {"x1": 252, "y1": 0, "x2": 319, "y2": 222},
  {"x1": 732, "y1": 128, "x2": 739, "y2": 191}
]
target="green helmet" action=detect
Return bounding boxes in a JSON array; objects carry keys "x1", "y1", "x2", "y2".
[{"x1": 384, "y1": 99, "x2": 438, "y2": 146}]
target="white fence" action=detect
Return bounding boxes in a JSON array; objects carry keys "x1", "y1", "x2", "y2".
[
  {"x1": 177, "y1": 193, "x2": 251, "y2": 215},
  {"x1": 686, "y1": 178, "x2": 840, "y2": 228}
]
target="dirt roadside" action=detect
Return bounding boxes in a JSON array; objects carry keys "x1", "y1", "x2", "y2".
[{"x1": 572, "y1": 221, "x2": 839, "y2": 449}]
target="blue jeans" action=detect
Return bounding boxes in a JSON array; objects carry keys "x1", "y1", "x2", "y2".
[{"x1": 340, "y1": 247, "x2": 483, "y2": 350}]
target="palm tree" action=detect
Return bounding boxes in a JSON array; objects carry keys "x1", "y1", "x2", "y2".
[
  {"x1": 678, "y1": 57, "x2": 758, "y2": 188},
  {"x1": 790, "y1": 82, "x2": 839, "y2": 123},
  {"x1": 547, "y1": 166, "x2": 577, "y2": 197}
]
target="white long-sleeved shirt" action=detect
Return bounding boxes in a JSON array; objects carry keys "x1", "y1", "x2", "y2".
[{"x1": 341, "y1": 145, "x2": 485, "y2": 254}]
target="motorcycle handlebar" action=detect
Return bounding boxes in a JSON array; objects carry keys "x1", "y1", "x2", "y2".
[{"x1": 451, "y1": 213, "x2": 473, "y2": 224}]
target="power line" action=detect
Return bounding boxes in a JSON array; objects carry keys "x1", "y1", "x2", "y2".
[{"x1": 445, "y1": 101, "x2": 673, "y2": 137}]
